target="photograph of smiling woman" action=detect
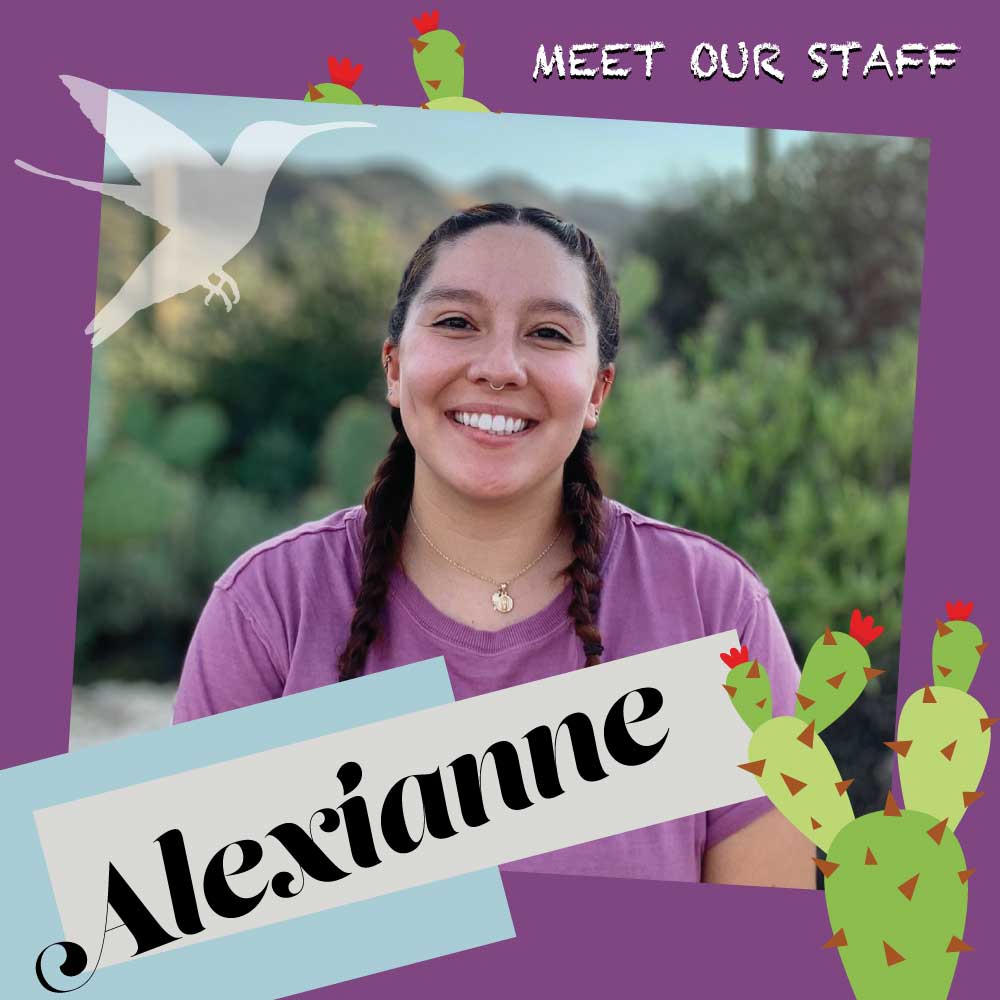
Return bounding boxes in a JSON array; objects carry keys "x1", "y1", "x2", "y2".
[{"x1": 173, "y1": 204, "x2": 816, "y2": 889}]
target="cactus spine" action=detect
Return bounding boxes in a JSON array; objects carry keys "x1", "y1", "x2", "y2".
[{"x1": 724, "y1": 604, "x2": 989, "y2": 1000}]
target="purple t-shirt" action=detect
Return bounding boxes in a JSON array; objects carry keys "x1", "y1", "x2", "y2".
[{"x1": 173, "y1": 498, "x2": 801, "y2": 881}]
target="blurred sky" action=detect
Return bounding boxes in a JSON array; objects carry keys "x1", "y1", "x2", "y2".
[{"x1": 107, "y1": 90, "x2": 852, "y2": 206}]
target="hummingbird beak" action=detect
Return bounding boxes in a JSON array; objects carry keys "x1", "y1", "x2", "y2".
[{"x1": 304, "y1": 121, "x2": 376, "y2": 136}]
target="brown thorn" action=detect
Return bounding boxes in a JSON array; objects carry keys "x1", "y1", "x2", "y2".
[
  {"x1": 827, "y1": 671, "x2": 846, "y2": 689},
  {"x1": 927, "y1": 817, "x2": 948, "y2": 844},
  {"x1": 897, "y1": 873, "x2": 919, "y2": 901},
  {"x1": 755, "y1": 697, "x2": 768, "y2": 709},
  {"x1": 884, "y1": 791, "x2": 902, "y2": 817},
  {"x1": 823, "y1": 928, "x2": 847, "y2": 949},
  {"x1": 936, "y1": 619, "x2": 953, "y2": 637},
  {"x1": 814, "y1": 857, "x2": 838, "y2": 877},
  {"x1": 455, "y1": 42, "x2": 465, "y2": 56},
  {"x1": 409, "y1": 37, "x2": 428, "y2": 53},
  {"x1": 307, "y1": 82, "x2": 325, "y2": 102},
  {"x1": 976, "y1": 641, "x2": 988, "y2": 655},
  {"x1": 824, "y1": 626, "x2": 837, "y2": 645},
  {"x1": 958, "y1": 868, "x2": 975, "y2": 884},
  {"x1": 426, "y1": 79, "x2": 441, "y2": 89},
  {"x1": 810, "y1": 817, "x2": 823, "y2": 830},
  {"x1": 746, "y1": 661, "x2": 761, "y2": 679},
  {"x1": 885, "y1": 740, "x2": 912, "y2": 758},
  {"x1": 722, "y1": 683, "x2": 737, "y2": 697},
  {"x1": 797, "y1": 692, "x2": 815, "y2": 710},
  {"x1": 835, "y1": 778, "x2": 855, "y2": 796},
  {"x1": 781, "y1": 773, "x2": 807, "y2": 796},
  {"x1": 739, "y1": 759, "x2": 766, "y2": 776},
  {"x1": 940, "y1": 740, "x2": 957, "y2": 761},
  {"x1": 798, "y1": 720, "x2": 816, "y2": 748},
  {"x1": 923, "y1": 685, "x2": 937, "y2": 703},
  {"x1": 963, "y1": 790, "x2": 985, "y2": 807},
  {"x1": 937, "y1": 664, "x2": 953, "y2": 677},
  {"x1": 946, "y1": 936, "x2": 973, "y2": 953},
  {"x1": 865, "y1": 848, "x2": 878, "y2": 866},
  {"x1": 981, "y1": 717, "x2": 999, "y2": 732},
  {"x1": 864, "y1": 667, "x2": 886, "y2": 680},
  {"x1": 884, "y1": 941, "x2": 906, "y2": 966}
]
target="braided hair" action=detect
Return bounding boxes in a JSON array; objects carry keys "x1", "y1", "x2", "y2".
[{"x1": 337, "y1": 204, "x2": 621, "y2": 680}]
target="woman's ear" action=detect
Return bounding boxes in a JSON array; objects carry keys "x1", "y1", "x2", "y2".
[
  {"x1": 382, "y1": 340, "x2": 400, "y2": 404},
  {"x1": 585, "y1": 364, "x2": 615, "y2": 429}
]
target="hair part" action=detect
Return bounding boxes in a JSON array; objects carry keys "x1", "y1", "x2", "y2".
[{"x1": 336, "y1": 205, "x2": 619, "y2": 681}]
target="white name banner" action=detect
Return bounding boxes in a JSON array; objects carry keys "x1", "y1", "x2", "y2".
[{"x1": 34, "y1": 631, "x2": 759, "y2": 974}]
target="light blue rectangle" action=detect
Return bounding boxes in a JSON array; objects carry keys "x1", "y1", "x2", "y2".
[{"x1": 0, "y1": 659, "x2": 514, "y2": 998}]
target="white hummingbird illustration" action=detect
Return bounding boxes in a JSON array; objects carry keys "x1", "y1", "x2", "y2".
[{"x1": 15, "y1": 75, "x2": 375, "y2": 346}]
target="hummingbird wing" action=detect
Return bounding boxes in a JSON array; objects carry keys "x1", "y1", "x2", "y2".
[{"x1": 61, "y1": 75, "x2": 220, "y2": 182}]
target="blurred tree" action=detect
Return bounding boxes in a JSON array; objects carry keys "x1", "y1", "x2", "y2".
[{"x1": 635, "y1": 135, "x2": 928, "y2": 367}]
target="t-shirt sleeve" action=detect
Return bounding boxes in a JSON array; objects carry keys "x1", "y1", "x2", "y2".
[
  {"x1": 172, "y1": 585, "x2": 285, "y2": 724},
  {"x1": 704, "y1": 587, "x2": 801, "y2": 851}
]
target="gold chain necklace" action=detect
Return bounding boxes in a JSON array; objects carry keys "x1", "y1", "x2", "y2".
[{"x1": 408, "y1": 510, "x2": 563, "y2": 614}]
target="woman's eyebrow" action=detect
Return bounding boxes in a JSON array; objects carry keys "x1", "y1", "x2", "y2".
[{"x1": 417, "y1": 286, "x2": 587, "y2": 325}]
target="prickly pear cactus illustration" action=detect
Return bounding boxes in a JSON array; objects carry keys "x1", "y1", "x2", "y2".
[
  {"x1": 794, "y1": 609, "x2": 886, "y2": 734},
  {"x1": 409, "y1": 10, "x2": 492, "y2": 111},
  {"x1": 723, "y1": 604, "x2": 990, "y2": 999},
  {"x1": 722, "y1": 644, "x2": 855, "y2": 852},
  {"x1": 823, "y1": 799, "x2": 972, "y2": 1000},
  {"x1": 304, "y1": 56, "x2": 365, "y2": 105},
  {"x1": 890, "y1": 602, "x2": 995, "y2": 830}
]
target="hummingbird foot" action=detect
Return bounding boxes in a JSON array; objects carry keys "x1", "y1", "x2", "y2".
[
  {"x1": 201, "y1": 277, "x2": 232, "y2": 313},
  {"x1": 216, "y1": 269, "x2": 240, "y2": 305}
]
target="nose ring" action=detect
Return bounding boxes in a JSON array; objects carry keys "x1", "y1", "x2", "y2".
[{"x1": 488, "y1": 381, "x2": 506, "y2": 391}]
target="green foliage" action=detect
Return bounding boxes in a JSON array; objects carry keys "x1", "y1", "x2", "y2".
[
  {"x1": 318, "y1": 397, "x2": 394, "y2": 507},
  {"x1": 635, "y1": 135, "x2": 928, "y2": 366}
]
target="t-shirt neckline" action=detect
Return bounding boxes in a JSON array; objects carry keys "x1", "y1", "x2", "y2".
[{"x1": 349, "y1": 497, "x2": 623, "y2": 656}]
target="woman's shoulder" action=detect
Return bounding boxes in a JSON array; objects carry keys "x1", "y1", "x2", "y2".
[
  {"x1": 604, "y1": 497, "x2": 769, "y2": 607},
  {"x1": 214, "y1": 505, "x2": 365, "y2": 600}
]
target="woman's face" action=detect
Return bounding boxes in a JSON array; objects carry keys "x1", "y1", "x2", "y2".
[{"x1": 387, "y1": 224, "x2": 613, "y2": 504}]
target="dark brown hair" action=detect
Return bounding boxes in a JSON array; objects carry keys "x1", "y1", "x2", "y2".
[{"x1": 336, "y1": 204, "x2": 621, "y2": 680}]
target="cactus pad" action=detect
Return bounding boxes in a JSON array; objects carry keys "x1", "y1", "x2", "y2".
[
  {"x1": 795, "y1": 611, "x2": 885, "y2": 733},
  {"x1": 744, "y1": 716, "x2": 854, "y2": 851},
  {"x1": 932, "y1": 601, "x2": 986, "y2": 693},
  {"x1": 720, "y1": 645, "x2": 772, "y2": 732},
  {"x1": 825, "y1": 807, "x2": 969, "y2": 1000},
  {"x1": 895, "y1": 685, "x2": 992, "y2": 830}
]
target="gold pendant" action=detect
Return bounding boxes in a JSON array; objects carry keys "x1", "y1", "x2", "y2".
[{"x1": 491, "y1": 583, "x2": 514, "y2": 614}]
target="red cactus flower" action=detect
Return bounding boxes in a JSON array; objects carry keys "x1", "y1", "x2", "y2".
[
  {"x1": 412, "y1": 9, "x2": 440, "y2": 34},
  {"x1": 328, "y1": 56, "x2": 364, "y2": 90},
  {"x1": 720, "y1": 646, "x2": 750, "y2": 669},
  {"x1": 946, "y1": 600, "x2": 974, "y2": 621},
  {"x1": 849, "y1": 609, "x2": 884, "y2": 647}
]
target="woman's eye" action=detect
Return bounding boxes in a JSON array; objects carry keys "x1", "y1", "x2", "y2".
[
  {"x1": 434, "y1": 316, "x2": 473, "y2": 330},
  {"x1": 530, "y1": 326, "x2": 571, "y2": 343}
]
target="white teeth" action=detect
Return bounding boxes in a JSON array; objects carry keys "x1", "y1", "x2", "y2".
[{"x1": 452, "y1": 412, "x2": 532, "y2": 436}]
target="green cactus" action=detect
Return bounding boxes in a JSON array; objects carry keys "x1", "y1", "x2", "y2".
[
  {"x1": 721, "y1": 645, "x2": 771, "y2": 731},
  {"x1": 888, "y1": 602, "x2": 995, "y2": 831},
  {"x1": 793, "y1": 610, "x2": 886, "y2": 733},
  {"x1": 723, "y1": 605, "x2": 989, "y2": 999},
  {"x1": 823, "y1": 802, "x2": 971, "y2": 1000},
  {"x1": 743, "y1": 716, "x2": 855, "y2": 852},
  {"x1": 304, "y1": 56, "x2": 365, "y2": 105},
  {"x1": 932, "y1": 601, "x2": 987, "y2": 692},
  {"x1": 409, "y1": 10, "x2": 492, "y2": 111},
  {"x1": 722, "y1": 645, "x2": 853, "y2": 852}
]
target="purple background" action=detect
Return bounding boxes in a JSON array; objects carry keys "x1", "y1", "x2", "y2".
[{"x1": 3, "y1": 2, "x2": 996, "y2": 997}]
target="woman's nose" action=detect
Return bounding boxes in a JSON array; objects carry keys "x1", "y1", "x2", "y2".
[{"x1": 467, "y1": 330, "x2": 528, "y2": 389}]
